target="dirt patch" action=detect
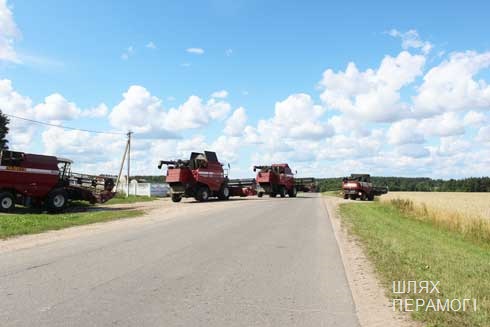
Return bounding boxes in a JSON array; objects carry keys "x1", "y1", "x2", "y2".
[{"x1": 323, "y1": 197, "x2": 422, "y2": 327}]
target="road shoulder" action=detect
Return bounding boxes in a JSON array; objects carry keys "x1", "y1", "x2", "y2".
[{"x1": 323, "y1": 196, "x2": 422, "y2": 327}]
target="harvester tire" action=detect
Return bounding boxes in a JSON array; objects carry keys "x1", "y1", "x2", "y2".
[
  {"x1": 258, "y1": 192, "x2": 264, "y2": 198},
  {"x1": 0, "y1": 191, "x2": 15, "y2": 212},
  {"x1": 279, "y1": 187, "x2": 286, "y2": 198},
  {"x1": 343, "y1": 194, "x2": 348, "y2": 200},
  {"x1": 367, "y1": 193, "x2": 374, "y2": 201},
  {"x1": 46, "y1": 188, "x2": 68, "y2": 213},
  {"x1": 196, "y1": 187, "x2": 210, "y2": 202},
  {"x1": 269, "y1": 193, "x2": 276, "y2": 198},
  {"x1": 289, "y1": 187, "x2": 297, "y2": 198},
  {"x1": 349, "y1": 195, "x2": 356, "y2": 200},
  {"x1": 218, "y1": 185, "x2": 230, "y2": 200},
  {"x1": 171, "y1": 194, "x2": 182, "y2": 202},
  {"x1": 360, "y1": 193, "x2": 367, "y2": 201}
]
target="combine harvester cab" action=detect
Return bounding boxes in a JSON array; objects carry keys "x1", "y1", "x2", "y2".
[
  {"x1": 0, "y1": 150, "x2": 116, "y2": 213},
  {"x1": 158, "y1": 151, "x2": 255, "y2": 202},
  {"x1": 342, "y1": 174, "x2": 388, "y2": 201},
  {"x1": 254, "y1": 163, "x2": 315, "y2": 198}
]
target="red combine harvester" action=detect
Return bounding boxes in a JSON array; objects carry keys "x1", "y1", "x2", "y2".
[
  {"x1": 158, "y1": 151, "x2": 256, "y2": 202},
  {"x1": 342, "y1": 174, "x2": 388, "y2": 201},
  {"x1": 253, "y1": 164, "x2": 315, "y2": 198},
  {"x1": 0, "y1": 150, "x2": 116, "y2": 213}
]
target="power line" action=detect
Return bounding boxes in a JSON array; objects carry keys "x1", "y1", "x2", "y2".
[{"x1": 4, "y1": 113, "x2": 126, "y2": 135}]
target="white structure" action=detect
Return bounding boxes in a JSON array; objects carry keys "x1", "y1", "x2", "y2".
[{"x1": 117, "y1": 177, "x2": 170, "y2": 197}]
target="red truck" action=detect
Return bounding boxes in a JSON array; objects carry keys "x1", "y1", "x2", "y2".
[
  {"x1": 342, "y1": 174, "x2": 388, "y2": 201},
  {"x1": 0, "y1": 150, "x2": 116, "y2": 213},
  {"x1": 158, "y1": 151, "x2": 255, "y2": 202},
  {"x1": 254, "y1": 164, "x2": 316, "y2": 198}
]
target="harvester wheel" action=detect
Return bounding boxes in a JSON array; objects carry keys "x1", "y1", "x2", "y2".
[
  {"x1": 360, "y1": 193, "x2": 367, "y2": 201},
  {"x1": 0, "y1": 191, "x2": 15, "y2": 212},
  {"x1": 343, "y1": 194, "x2": 348, "y2": 200},
  {"x1": 269, "y1": 193, "x2": 276, "y2": 198},
  {"x1": 258, "y1": 192, "x2": 264, "y2": 198},
  {"x1": 171, "y1": 194, "x2": 182, "y2": 202},
  {"x1": 289, "y1": 187, "x2": 297, "y2": 198},
  {"x1": 367, "y1": 193, "x2": 374, "y2": 201},
  {"x1": 196, "y1": 187, "x2": 210, "y2": 202},
  {"x1": 218, "y1": 185, "x2": 230, "y2": 200},
  {"x1": 46, "y1": 188, "x2": 68, "y2": 213},
  {"x1": 279, "y1": 187, "x2": 286, "y2": 198},
  {"x1": 349, "y1": 195, "x2": 356, "y2": 200}
]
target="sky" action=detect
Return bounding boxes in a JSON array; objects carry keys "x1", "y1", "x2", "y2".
[{"x1": 1, "y1": 0, "x2": 490, "y2": 179}]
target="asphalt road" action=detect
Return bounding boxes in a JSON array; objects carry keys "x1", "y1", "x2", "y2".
[{"x1": 0, "y1": 194, "x2": 359, "y2": 326}]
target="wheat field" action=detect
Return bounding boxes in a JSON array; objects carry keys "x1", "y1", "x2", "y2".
[
  {"x1": 381, "y1": 192, "x2": 490, "y2": 241},
  {"x1": 382, "y1": 192, "x2": 490, "y2": 220}
]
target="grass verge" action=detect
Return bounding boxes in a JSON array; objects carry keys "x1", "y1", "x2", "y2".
[
  {"x1": 104, "y1": 194, "x2": 159, "y2": 205},
  {"x1": 339, "y1": 202, "x2": 489, "y2": 327},
  {"x1": 322, "y1": 190, "x2": 343, "y2": 198},
  {"x1": 0, "y1": 209, "x2": 144, "y2": 239}
]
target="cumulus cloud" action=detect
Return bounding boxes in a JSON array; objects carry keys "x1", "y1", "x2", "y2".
[
  {"x1": 34, "y1": 93, "x2": 81, "y2": 121},
  {"x1": 319, "y1": 51, "x2": 425, "y2": 122},
  {"x1": 388, "y1": 119, "x2": 425, "y2": 145},
  {"x1": 224, "y1": 107, "x2": 247, "y2": 136},
  {"x1": 109, "y1": 85, "x2": 231, "y2": 137},
  {"x1": 412, "y1": 51, "x2": 490, "y2": 117},
  {"x1": 0, "y1": 0, "x2": 20, "y2": 62},
  {"x1": 388, "y1": 29, "x2": 432, "y2": 54},
  {"x1": 186, "y1": 47, "x2": 204, "y2": 55},
  {"x1": 211, "y1": 90, "x2": 228, "y2": 98}
]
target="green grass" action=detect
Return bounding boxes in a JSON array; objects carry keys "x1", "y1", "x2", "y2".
[
  {"x1": 104, "y1": 194, "x2": 159, "y2": 205},
  {"x1": 0, "y1": 209, "x2": 144, "y2": 239},
  {"x1": 339, "y1": 202, "x2": 490, "y2": 327}
]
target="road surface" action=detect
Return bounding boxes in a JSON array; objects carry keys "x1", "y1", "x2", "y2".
[{"x1": 0, "y1": 194, "x2": 359, "y2": 326}]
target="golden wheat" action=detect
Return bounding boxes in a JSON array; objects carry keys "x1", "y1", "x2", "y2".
[{"x1": 381, "y1": 192, "x2": 490, "y2": 241}]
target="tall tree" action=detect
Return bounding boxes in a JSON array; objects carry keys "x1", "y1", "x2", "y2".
[{"x1": 0, "y1": 110, "x2": 10, "y2": 150}]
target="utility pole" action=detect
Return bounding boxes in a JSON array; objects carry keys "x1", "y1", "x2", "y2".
[{"x1": 127, "y1": 131, "x2": 133, "y2": 198}]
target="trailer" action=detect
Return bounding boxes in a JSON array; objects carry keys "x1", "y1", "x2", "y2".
[
  {"x1": 0, "y1": 150, "x2": 116, "y2": 213},
  {"x1": 158, "y1": 151, "x2": 255, "y2": 202},
  {"x1": 342, "y1": 174, "x2": 388, "y2": 201}
]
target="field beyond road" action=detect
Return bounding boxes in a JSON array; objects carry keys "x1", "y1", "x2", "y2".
[{"x1": 382, "y1": 192, "x2": 490, "y2": 220}]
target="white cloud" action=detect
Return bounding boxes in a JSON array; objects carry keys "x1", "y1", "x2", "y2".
[
  {"x1": 34, "y1": 93, "x2": 81, "y2": 121},
  {"x1": 388, "y1": 119, "x2": 425, "y2": 145},
  {"x1": 146, "y1": 41, "x2": 156, "y2": 49},
  {"x1": 81, "y1": 103, "x2": 109, "y2": 118},
  {"x1": 121, "y1": 46, "x2": 134, "y2": 60},
  {"x1": 396, "y1": 144, "x2": 430, "y2": 158},
  {"x1": 186, "y1": 47, "x2": 204, "y2": 55},
  {"x1": 0, "y1": 0, "x2": 20, "y2": 62},
  {"x1": 109, "y1": 85, "x2": 231, "y2": 136},
  {"x1": 412, "y1": 51, "x2": 490, "y2": 117},
  {"x1": 476, "y1": 126, "x2": 490, "y2": 143},
  {"x1": 211, "y1": 90, "x2": 228, "y2": 98},
  {"x1": 319, "y1": 51, "x2": 425, "y2": 122},
  {"x1": 388, "y1": 29, "x2": 432, "y2": 54},
  {"x1": 224, "y1": 107, "x2": 247, "y2": 136},
  {"x1": 464, "y1": 111, "x2": 487, "y2": 126}
]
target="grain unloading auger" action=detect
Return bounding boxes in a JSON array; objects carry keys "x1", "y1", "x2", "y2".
[{"x1": 158, "y1": 151, "x2": 256, "y2": 202}]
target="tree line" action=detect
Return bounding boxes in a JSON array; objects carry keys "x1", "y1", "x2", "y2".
[{"x1": 317, "y1": 176, "x2": 490, "y2": 192}]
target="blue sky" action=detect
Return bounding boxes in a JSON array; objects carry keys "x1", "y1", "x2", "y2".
[{"x1": 1, "y1": 0, "x2": 490, "y2": 178}]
